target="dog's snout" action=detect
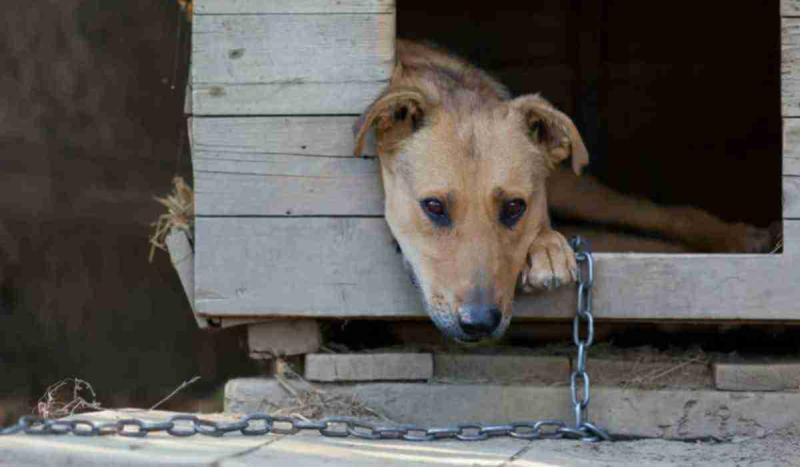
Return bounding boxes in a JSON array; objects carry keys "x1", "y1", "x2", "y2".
[{"x1": 457, "y1": 304, "x2": 502, "y2": 338}]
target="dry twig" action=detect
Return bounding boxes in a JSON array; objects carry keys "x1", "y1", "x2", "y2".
[{"x1": 150, "y1": 376, "x2": 201, "y2": 410}]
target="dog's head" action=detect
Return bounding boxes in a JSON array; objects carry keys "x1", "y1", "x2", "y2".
[{"x1": 355, "y1": 90, "x2": 587, "y2": 342}]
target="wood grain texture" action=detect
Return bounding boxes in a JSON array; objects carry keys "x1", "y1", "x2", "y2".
[
  {"x1": 192, "y1": 81, "x2": 388, "y2": 115},
  {"x1": 191, "y1": 13, "x2": 394, "y2": 115},
  {"x1": 192, "y1": 117, "x2": 380, "y2": 216},
  {"x1": 783, "y1": 217, "x2": 800, "y2": 254},
  {"x1": 783, "y1": 118, "x2": 800, "y2": 175},
  {"x1": 165, "y1": 228, "x2": 206, "y2": 328},
  {"x1": 783, "y1": 19, "x2": 800, "y2": 116},
  {"x1": 195, "y1": 217, "x2": 800, "y2": 320},
  {"x1": 786, "y1": 175, "x2": 800, "y2": 218},
  {"x1": 784, "y1": 0, "x2": 800, "y2": 17},
  {"x1": 195, "y1": 0, "x2": 395, "y2": 14},
  {"x1": 192, "y1": 117, "x2": 373, "y2": 158}
]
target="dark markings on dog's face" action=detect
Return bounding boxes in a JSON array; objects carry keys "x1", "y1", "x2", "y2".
[{"x1": 353, "y1": 40, "x2": 588, "y2": 342}]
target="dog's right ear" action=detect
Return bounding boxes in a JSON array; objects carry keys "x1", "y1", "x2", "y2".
[{"x1": 354, "y1": 88, "x2": 428, "y2": 157}]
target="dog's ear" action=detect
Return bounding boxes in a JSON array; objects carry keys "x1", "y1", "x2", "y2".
[
  {"x1": 511, "y1": 94, "x2": 589, "y2": 175},
  {"x1": 354, "y1": 88, "x2": 428, "y2": 157}
]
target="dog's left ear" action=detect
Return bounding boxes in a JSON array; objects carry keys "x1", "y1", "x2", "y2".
[{"x1": 511, "y1": 95, "x2": 589, "y2": 175}]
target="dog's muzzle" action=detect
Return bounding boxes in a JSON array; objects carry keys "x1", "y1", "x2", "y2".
[
  {"x1": 399, "y1": 247, "x2": 509, "y2": 342},
  {"x1": 426, "y1": 303, "x2": 511, "y2": 343}
]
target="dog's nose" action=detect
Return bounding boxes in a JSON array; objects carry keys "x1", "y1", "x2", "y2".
[{"x1": 457, "y1": 304, "x2": 502, "y2": 338}]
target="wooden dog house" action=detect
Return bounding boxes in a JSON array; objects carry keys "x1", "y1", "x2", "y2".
[{"x1": 186, "y1": 0, "x2": 800, "y2": 335}]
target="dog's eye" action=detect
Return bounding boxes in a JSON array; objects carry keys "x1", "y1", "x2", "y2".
[
  {"x1": 500, "y1": 199, "x2": 527, "y2": 228},
  {"x1": 420, "y1": 198, "x2": 450, "y2": 227}
]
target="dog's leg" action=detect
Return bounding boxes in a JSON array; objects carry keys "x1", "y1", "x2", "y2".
[
  {"x1": 547, "y1": 169, "x2": 774, "y2": 253},
  {"x1": 520, "y1": 228, "x2": 578, "y2": 291}
]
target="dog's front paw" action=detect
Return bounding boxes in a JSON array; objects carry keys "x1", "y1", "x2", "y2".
[
  {"x1": 719, "y1": 222, "x2": 779, "y2": 253},
  {"x1": 520, "y1": 230, "x2": 577, "y2": 292}
]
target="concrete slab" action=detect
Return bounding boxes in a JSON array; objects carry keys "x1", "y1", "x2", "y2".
[
  {"x1": 305, "y1": 353, "x2": 433, "y2": 382},
  {"x1": 714, "y1": 361, "x2": 800, "y2": 391},
  {"x1": 222, "y1": 432, "x2": 528, "y2": 467},
  {"x1": 347, "y1": 383, "x2": 800, "y2": 440},
  {"x1": 1, "y1": 410, "x2": 799, "y2": 466},
  {"x1": 433, "y1": 354, "x2": 569, "y2": 384},
  {"x1": 588, "y1": 358, "x2": 711, "y2": 388},
  {"x1": 225, "y1": 378, "x2": 800, "y2": 440},
  {"x1": 0, "y1": 410, "x2": 275, "y2": 466},
  {"x1": 224, "y1": 377, "x2": 302, "y2": 414}
]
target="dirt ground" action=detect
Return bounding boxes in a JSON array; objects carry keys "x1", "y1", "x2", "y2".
[{"x1": 531, "y1": 425, "x2": 800, "y2": 466}]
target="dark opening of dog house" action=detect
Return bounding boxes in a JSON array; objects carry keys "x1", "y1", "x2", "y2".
[{"x1": 398, "y1": 0, "x2": 782, "y2": 254}]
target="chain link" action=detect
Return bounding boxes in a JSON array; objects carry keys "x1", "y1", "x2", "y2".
[{"x1": 0, "y1": 237, "x2": 610, "y2": 443}]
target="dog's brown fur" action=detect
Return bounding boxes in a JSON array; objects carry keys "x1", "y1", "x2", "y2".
[{"x1": 355, "y1": 40, "x2": 774, "y2": 341}]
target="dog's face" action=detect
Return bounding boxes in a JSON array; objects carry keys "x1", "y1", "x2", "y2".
[{"x1": 356, "y1": 91, "x2": 586, "y2": 342}]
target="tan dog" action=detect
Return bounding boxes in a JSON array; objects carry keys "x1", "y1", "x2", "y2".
[{"x1": 354, "y1": 40, "x2": 773, "y2": 342}]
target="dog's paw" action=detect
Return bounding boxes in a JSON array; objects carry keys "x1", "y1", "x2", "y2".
[
  {"x1": 519, "y1": 230, "x2": 577, "y2": 292},
  {"x1": 718, "y1": 222, "x2": 779, "y2": 253}
]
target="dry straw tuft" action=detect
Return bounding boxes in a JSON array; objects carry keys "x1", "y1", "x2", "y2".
[
  {"x1": 36, "y1": 378, "x2": 102, "y2": 419},
  {"x1": 149, "y1": 176, "x2": 194, "y2": 262},
  {"x1": 177, "y1": 0, "x2": 193, "y2": 22},
  {"x1": 271, "y1": 360, "x2": 393, "y2": 423}
]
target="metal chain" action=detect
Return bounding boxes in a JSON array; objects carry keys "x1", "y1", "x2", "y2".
[{"x1": 0, "y1": 237, "x2": 610, "y2": 442}]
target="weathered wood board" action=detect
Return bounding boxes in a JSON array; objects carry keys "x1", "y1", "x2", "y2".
[
  {"x1": 194, "y1": 0, "x2": 395, "y2": 15},
  {"x1": 784, "y1": 0, "x2": 800, "y2": 17},
  {"x1": 784, "y1": 118, "x2": 800, "y2": 176},
  {"x1": 191, "y1": 3, "x2": 394, "y2": 115},
  {"x1": 193, "y1": 115, "x2": 800, "y2": 219},
  {"x1": 192, "y1": 117, "x2": 381, "y2": 216},
  {"x1": 783, "y1": 19, "x2": 800, "y2": 116},
  {"x1": 195, "y1": 218, "x2": 800, "y2": 320},
  {"x1": 786, "y1": 175, "x2": 800, "y2": 218}
]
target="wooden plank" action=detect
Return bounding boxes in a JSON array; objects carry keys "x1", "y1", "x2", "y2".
[
  {"x1": 783, "y1": 0, "x2": 800, "y2": 17},
  {"x1": 194, "y1": 158, "x2": 383, "y2": 216},
  {"x1": 715, "y1": 361, "x2": 800, "y2": 391},
  {"x1": 192, "y1": 116, "x2": 381, "y2": 216},
  {"x1": 786, "y1": 175, "x2": 800, "y2": 218},
  {"x1": 192, "y1": 81, "x2": 388, "y2": 115},
  {"x1": 192, "y1": 15, "x2": 393, "y2": 84},
  {"x1": 248, "y1": 319, "x2": 321, "y2": 357},
  {"x1": 165, "y1": 228, "x2": 204, "y2": 327},
  {"x1": 785, "y1": 218, "x2": 800, "y2": 254},
  {"x1": 783, "y1": 19, "x2": 800, "y2": 116},
  {"x1": 192, "y1": 117, "x2": 373, "y2": 158},
  {"x1": 195, "y1": 0, "x2": 394, "y2": 14},
  {"x1": 195, "y1": 217, "x2": 800, "y2": 320},
  {"x1": 192, "y1": 117, "x2": 383, "y2": 216},
  {"x1": 193, "y1": 122, "x2": 380, "y2": 216},
  {"x1": 784, "y1": 118, "x2": 800, "y2": 175},
  {"x1": 191, "y1": 14, "x2": 393, "y2": 115},
  {"x1": 305, "y1": 353, "x2": 433, "y2": 382}
]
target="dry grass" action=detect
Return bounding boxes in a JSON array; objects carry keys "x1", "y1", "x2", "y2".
[
  {"x1": 36, "y1": 378, "x2": 102, "y2": 419},
  {"x1": 177, "y1": 0, "x2": 193, "y2": 21},
  {"x1": 149, "y1": 176, "x2": 194, "y2": 262},
  {"x1": 269, "y1": 360, "x2": 393, "y2": 423}
]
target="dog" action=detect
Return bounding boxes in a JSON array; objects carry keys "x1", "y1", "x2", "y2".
[{"x1": 354, "y1": 40, "x2": 775, "y2": 342}]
